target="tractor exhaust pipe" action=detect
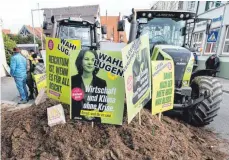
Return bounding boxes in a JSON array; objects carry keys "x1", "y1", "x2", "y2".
[{"x1": 128, "y1": 9, "x2": 137, "y2": 44}]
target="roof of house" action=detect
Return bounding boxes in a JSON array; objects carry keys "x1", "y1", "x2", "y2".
[
  {"x1": 43, "y1": 5, "x2": 100, "y2": 23},
  {"x1": 2, "y1": 29, "x2": 11, "y2": 35},
  {"x1": 100, "y1": 16, "x2": 127, "y2": 43},
  {"x1": 24, "y1": 25, "x2": 43, "y2": 39}
]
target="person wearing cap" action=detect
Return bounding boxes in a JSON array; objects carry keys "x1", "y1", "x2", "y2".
[
  {"x1": 21, "y1": 50, "x2": 35, "y2": 100},
  {"x1": 29, "y1": 49, "x2": 36, "y2": 56},
  {"x1": 37, "y1": 49, "x2": 43, "y2": 59},
  {"x1": 10, "y1": 48, "x2": 28, "y2": 104},
  {"x1": 29, "y1": 49, "x2": 39, "y2": 65}
]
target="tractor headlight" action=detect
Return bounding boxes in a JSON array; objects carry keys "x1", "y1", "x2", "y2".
[
  {"x1": 142, "y1": 13, "x2": 146, "y2": 17},
  {"x1": 180, "y1": 14, "x2": 184, "y2": 18},
  {"x1": 186, "y1": 14, "x2": 189, "y2": 18},
  {"x1": 148, "y1": 13, "x2": 152, "y2": 18}
]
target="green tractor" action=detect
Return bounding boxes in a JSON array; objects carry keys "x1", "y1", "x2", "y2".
[{"x1": 118, "y1": 9, "x2": 223, "y2": 126}]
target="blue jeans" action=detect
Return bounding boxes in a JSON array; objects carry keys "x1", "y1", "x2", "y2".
[{"x1": 14, "y1": 76, "x2": 28, "y2": 101}]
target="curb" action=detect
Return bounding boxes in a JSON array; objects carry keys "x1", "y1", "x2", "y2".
[
  {"x1": 1, "y1": 100, "x2": 17, "y2": 106},
  {"x1": 1, "y1": 100, "x2": 34, "y2": 108}
]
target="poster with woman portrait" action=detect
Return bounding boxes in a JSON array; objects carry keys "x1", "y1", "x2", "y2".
[{"x1": 70, "y1": 50, "x2": 125, "y2": 125}]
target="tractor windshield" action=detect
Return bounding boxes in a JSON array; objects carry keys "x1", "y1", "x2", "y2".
[
  {"x1": 139, "y1": 18, "x2": 185, "y2": 47},
  {"x1": 58, "y1": 25, "x2": 91, "y2": 46}
]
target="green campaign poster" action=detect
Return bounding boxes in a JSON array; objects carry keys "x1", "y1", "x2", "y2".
[
  {"x1": 46, "y1": 38, "x2": 81, "y2": 104},
  {"x1": 121, "y1": 34, "x2": 152, "y2": 123},
  {"x1": 151, "y1": 60, "x2": 175, "y2": 115},
  {"x1": 70, "y1": 50, "x2": 125, "y2": 125}
]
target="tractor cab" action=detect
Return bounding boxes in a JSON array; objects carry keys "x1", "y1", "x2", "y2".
[
  {"x1": 43, "y1": 16, "x2": 107, "y2": 50},
  {"x1": 118, "y1": 9, "x2": 212, "y2": 88},
  {"x1": 118, "y1": 9, "x2": 211, "y2": 53}
]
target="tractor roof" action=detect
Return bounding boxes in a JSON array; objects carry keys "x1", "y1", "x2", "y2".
[
  {"x1": 57, "y1": 18, "x2": 94, "y2": 25},
  {"x1": 134, "y1": 9, "x2": 196, "y2": 20}
]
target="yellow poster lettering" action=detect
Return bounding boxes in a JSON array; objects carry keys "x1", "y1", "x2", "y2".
[
  {"x1": 34, "y1": 73, "x2": 47, "y2": 93},
  {"x1": 80, "y1": 110, "x2": 112, "y2": 118}
]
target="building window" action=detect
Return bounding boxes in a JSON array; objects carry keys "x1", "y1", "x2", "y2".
[
  {"x1": 199, "y1": 32, "x2": 203, "y2": 41},
  {"x1": 215, "y1": 1, "x2": 221, "y2": 7},
  {"x1": 193, "y1": 32, "x2": 203, "y2": 43},
  {"x1": 187, "y1": 1, "x2": 196, "y2": 11},
  {"x1": 223, "y1": 26, "x2": 229, "y2": 54},
  {"x1": 205, "y1": 1, "x2": 221, "y2": 11},
  {"x1": 205, "y1": 28, "x2": 220, "y2": 54},
  {"x1": 192, "y1": 32, "x2": 204, "y2": 53}
]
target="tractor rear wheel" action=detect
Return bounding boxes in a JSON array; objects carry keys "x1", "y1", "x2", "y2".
[{"x1": 190, "y1": 76, "x2": 223, "y2": 127}]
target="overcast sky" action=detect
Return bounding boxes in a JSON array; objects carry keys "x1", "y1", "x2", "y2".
[{"x1": 0, "y1": 0, "x2": 155, "y2": 34}]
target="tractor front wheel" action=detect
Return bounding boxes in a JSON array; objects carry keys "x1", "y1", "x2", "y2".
[{"x1": 190, "y1": 76, "x2": 223, "y2": 127}]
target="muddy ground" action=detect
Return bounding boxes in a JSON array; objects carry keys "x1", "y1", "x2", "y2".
[{"x1": 1, "y1": 99, "x2": 229, "y2": 160}]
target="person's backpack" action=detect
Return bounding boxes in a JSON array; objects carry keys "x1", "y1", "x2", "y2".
[{"x1": 205, "y1": 54, "x2": 220, "y2": 70}]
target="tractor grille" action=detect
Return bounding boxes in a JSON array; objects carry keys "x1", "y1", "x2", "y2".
[
  {"x1": 162, "y1": 48, "x2": 191, "y2": 88},
  {"x1": 174, "y1": 65, "x2": 186, "y2": 88}
]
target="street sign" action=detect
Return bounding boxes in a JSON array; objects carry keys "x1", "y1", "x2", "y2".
[
  {"x1": 207, "y1": 31, "x2": 219, "y2": 43},
  {"x1": 212, "y1": 15, "x2": 223, "y2": 23}
]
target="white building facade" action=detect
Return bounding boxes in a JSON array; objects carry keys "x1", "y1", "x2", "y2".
[
  {"x1": 193, "y1": 1, "x2": 229, "y2": 55},
  {"x1": 191, "y1": 1, "x2": 229, "y2": 79},
  {"x1": 151, "y1": 1, "x2": 197, "y2": 12},
  {"x1": 0, "y1": 19, "x2": 8, "y2": 77}
]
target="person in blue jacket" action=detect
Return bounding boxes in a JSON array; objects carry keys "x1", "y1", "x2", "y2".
[{"x1": 10, "y1": 48, "x2": 28, "y2": 104}]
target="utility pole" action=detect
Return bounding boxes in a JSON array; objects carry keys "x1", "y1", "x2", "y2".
[
  {"x1": 38, "y1": 3, "x2": 44, "y2": 50},
  {"x1": 31, "y1": 7, "x2": 44, "y2": 52},
  {"x1": 31, "y1": 10, "x2": 36, "y2": 52}
]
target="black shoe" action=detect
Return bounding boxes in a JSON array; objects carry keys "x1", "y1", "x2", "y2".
[{"x1": 28, "y1": 95, "x2": 34, "y2": 100}]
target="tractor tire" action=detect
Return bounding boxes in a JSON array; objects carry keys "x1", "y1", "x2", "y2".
[{"x1": 190, "y1": 76, "x2": 223, "y2": 127}]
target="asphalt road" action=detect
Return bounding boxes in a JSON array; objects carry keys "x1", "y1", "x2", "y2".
[
  {"x1": 206, "y1": 92, "x2": 229, "y2": 141},
  {"x1": 1, "y1": 77, "x2": 18, "y2": 102},
  {"x1": 1, "y1": 77, "x2": 34, "y2": 106}
]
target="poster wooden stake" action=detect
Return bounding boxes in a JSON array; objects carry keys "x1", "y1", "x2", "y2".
[
  {"x1": 139, "y1": 111, "x2": 141, "y2": 125},
  {"x1": 91, "y1": 122, "x2": 94, "y2": 128},
  {"x1": 159, "y1": 112, "x2": 162, "y2": 122}
]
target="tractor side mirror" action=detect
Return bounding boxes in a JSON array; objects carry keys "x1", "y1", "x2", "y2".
[
  {"x1": 117, "y1": 20, "x2": 125, "y2": 31},
  {"x1": 51, "y1": 15, "x2": 55, "y2": 24},
  {"x1": 181, "y1": 27, "x2": 186, "y2": 36},
  {"x1": 95, "y1": 21, "x2": 100, "y2": 28},
  {"x1": 43, "y1": 21, "x2": 48, "y2": 30},
  {"x1": 206, "y1": 23, "x2": 211, "y2": 35},
  {"x1": 101, "y1": 25, "x2": 107, "y2": 34}
]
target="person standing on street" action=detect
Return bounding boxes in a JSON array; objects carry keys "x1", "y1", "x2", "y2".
[
  {"x1": 30, "y1": 49, "x2": 36, "y2": 56},
  {"x1": 30, "y1": 49, "x2": 39, "y2": 64},
  {"x1": 21, "y1": 50, "x2": 35, "y2": 100},
  {"x1": 10, "y1": 48, "x2": 28, "y2": 104}
]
